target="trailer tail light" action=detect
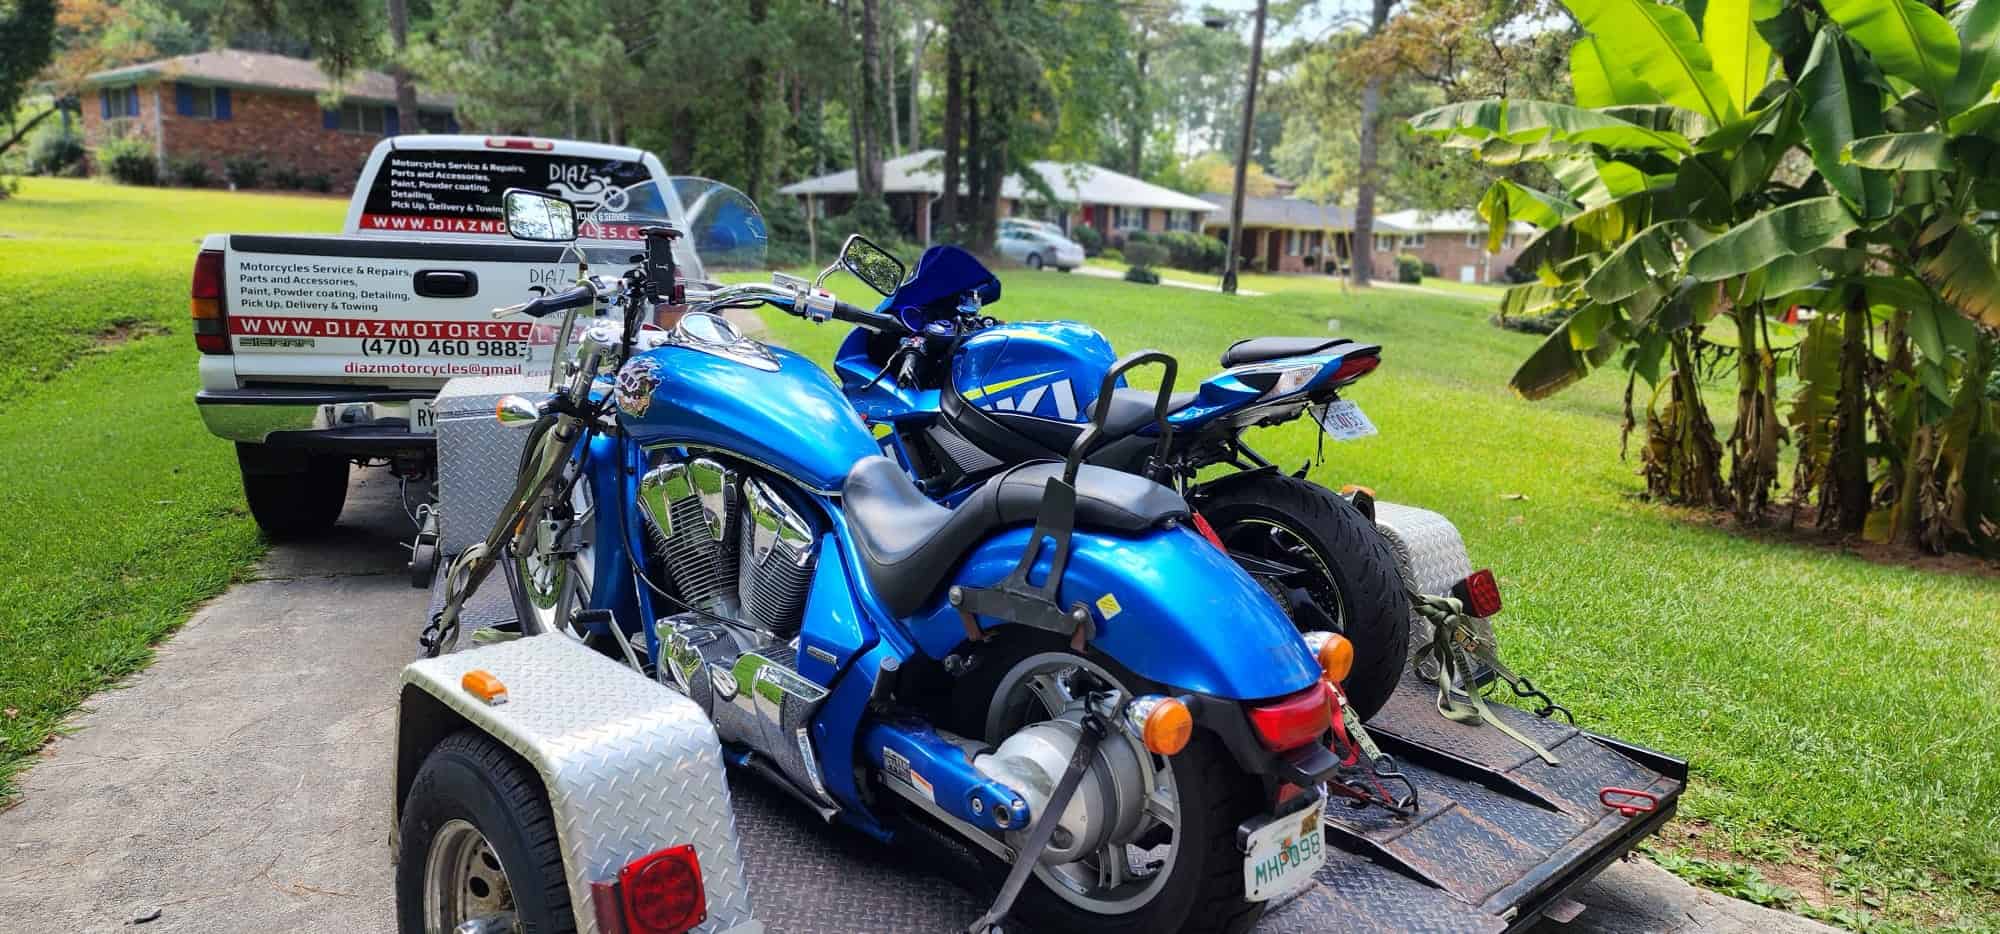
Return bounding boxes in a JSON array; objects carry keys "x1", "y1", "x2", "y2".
[
  {"x1": 1247, "y1": 685, "x2": 1332, "y2": 752},
  {"x1": 191, "y1": 248, "x2": 229, "y2": 354},
  {"x1": 619, "y1": 844, "x2": 706, "y2": 934},
  {"x1": 485, "y1": 136, "x2": 554, "y2": 151},
  {"x1": 1330, "y1": 352, "x2": 1380, "y2": 384},
  {"x1": 1454, "y1": 569, "x2": 1502, "y2": 618}
]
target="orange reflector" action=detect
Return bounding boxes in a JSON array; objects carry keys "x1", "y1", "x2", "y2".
[
  {"x1": 1339, "y1": 484, "x2": 1375, "y2": 498},
  {"x1": 1317, "y1": 634, "x2": 1354, "y2": 683},
  {"x1": 461, "y1": 669, "x2": 509, "y2": 705},
  {"x1": 1140, "y1": 697, "x2": 1192, "y2": 756}
]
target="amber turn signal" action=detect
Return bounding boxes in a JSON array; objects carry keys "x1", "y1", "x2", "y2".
[
  {"x1": 461, "y1": 669, "x2": 509, "y2": 705},
  {"x1": 1130, "y1": 695, "x2": 1192, "y2": 756},
  {"x1": 1301, "y1": 631, "x2": 1354, "y2": 684}
]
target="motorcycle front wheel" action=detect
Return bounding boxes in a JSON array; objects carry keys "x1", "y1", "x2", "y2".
[{"x1": 1196, "y1": 473, "x2": 1411, "y2": 721}]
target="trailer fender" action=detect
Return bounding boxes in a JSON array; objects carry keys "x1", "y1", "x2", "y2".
[{"x1": 393, "y1": 634, "x2": 760, "y2": 934}]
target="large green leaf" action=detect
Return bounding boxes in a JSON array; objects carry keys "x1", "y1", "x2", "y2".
[
  {"x1": 1799, "y1": 30, "x2": 1892, "y2": 219},
  {"x1": 1509, "y1": 306, "x2": 1622, "y2": 399},
  {"x1": 1946, "y1": 0, "x2": 2000, "y2": 116},
  {"x1": 1918, "y1": 222, "x2": 2000, "y2": 327},
  {"x1": 1560, "y1": 0, "x2": 1739, "y2": 124},
  {"x1": 1821, "y1": 0, "x2": 1962, "y2": 105},
  {"x1": 1478, "y1": 180, "x2": 1581, "y2": 251},
  {"x1": 1684, "y1": 196, "x2": 1860, "y2": 282},
  {"x1": 1571, "y1": 38, "x2": 1617, "y2": 109},
  {"x1": 1702, "y1": 0, "x2": 1779, "y2": 113},
  {"x1": 1409, "y1": 100, "x2": 1694, "y2": 153},
  {"x1": 1948, "y1": 80, "x2": 2000, "y2": 134},
  {"x1": 1843, "y1": 131, "x2": 1949, "y2": 170},
  {"x1": 1584, "y1": 220, "x2": 1713, "y2": 305},
  {"x1": 1499, "y1": 283, "x2": 1569, "y2": 318}
]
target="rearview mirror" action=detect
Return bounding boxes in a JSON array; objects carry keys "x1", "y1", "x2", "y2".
[
  {"x1": 839, "y1": 235, "x2": 906, "y2": 296},
  {"x1": 502, "y1": 189, "x2": 578, "y2": 242}
]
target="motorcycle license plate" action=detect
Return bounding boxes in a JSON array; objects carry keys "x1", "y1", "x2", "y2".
[
  {"x1": 410, "y1": 399, "x2": 437, "y2": 434},
  {"x1": 1242, "y1": 800, "x2": 1326, "y2": 901},
  {"x1": 1315, "y1": 399, "x2": 1377, "y2": 441}
]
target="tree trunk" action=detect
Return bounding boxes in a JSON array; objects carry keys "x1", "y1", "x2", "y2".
[
  {"x1": 741, "y1": 0, "x2": 770, "y2": 201},
  {"x1": 1832, "y1": 290, "x2": 1872, "y2": 533},
  {"x1": 883, "y1": 20, "x2": 901, "y2": 157},
  {"x1": 666, "y1": 106, "x2": 695, "y2": 170},
  {"x1": 1348, "y1": 0, "x2": 1394, "y2": 287},
  {"x1": 386, "y1": 0, "x2": 419, "y2": 133},
  {"x1": 909, "y1": 22, "x2": 934, "y2": 152},
  {"x1": 857, "y1": 0, "x2": 886, "y2": 200},
  {"x1": 1128, "y1": 42, "x2": 1149, "y2": 176},
  {"x1": 939, "y1": 19, "x2": 964, "y2": 231}
]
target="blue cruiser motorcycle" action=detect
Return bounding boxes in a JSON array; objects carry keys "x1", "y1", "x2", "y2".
[
  {"x1": 419, "y1": 182, "x2": 1364, "y2": 933},
  {"x1": 823, "y1": 244, "x2": 1412, "y2": 720}
]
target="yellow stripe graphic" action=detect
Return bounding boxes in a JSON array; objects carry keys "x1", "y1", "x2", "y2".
[{"x1": 963, "y1": 369, "x2": 1059, "y2": 401}]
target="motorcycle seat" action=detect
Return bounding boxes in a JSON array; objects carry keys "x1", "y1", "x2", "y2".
[
  {"x1": 843, "y1": 457, "x2": 1189, "y2": 617},
  {"x1": 1219, "y1": 336, "x2": 1354, "y2": 368}
]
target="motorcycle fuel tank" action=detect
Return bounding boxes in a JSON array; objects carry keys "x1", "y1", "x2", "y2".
[
  {"x1": 950, "y1": 321, "x2": 1119, "y2": 424},
  {"x1": 615, "y1": 335, "x2": 878, "y2": 492}
]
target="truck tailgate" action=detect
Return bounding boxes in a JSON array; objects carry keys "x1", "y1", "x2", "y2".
[{"x1": 223, "y1": 235, "x2": 577, "y2": 386}]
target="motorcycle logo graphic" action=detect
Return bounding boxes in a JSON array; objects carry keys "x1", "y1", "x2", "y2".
[{"x1": 546, "y1": 174, "x2": 630, "y2": 212}]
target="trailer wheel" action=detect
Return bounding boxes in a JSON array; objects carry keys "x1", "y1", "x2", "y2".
[
  {"x1": 1196, "y1": 474, "x2": 1411, "y2": 721},
  {"x1": 397, "y1": 730, "x2": 575, "y2": 934},
  {"x1": 235, "y1": 443, "x2": 348, "y2": 539}
]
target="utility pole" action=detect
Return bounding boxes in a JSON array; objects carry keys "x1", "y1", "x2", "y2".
[{"x1": 1220, "y1": 0, "x2": 1268, "y2": 296}]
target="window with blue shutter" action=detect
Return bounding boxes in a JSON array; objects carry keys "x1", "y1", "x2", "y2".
[
  {"x1": 101, "y1": 90, "x2": 111, "y2": 118},
  {"x1": 176, "y1": 82, "x2": 194, "y2": 116},
  {"x1": 126, "y1": 88, "x2": 139, "y2": 117},
  {"x1": 215, "y1": 87, "x2": 231, "y2": 120},
  {"x1": 323, "y1": 108, "x2": 339, "y2": 130},
  {"x1": 384, "y1": 106, "x2": 399, "y2": 136}
]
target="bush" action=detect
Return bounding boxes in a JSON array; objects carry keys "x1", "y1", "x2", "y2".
[
  {"x1": 305, "y1": 173, "x2": 334, "y2": 193},
  {"x1": 96, "y1": 137, "x2": 159, "y2": 185},
  {"x1": 759, "y1": 196, "x2": 812, "y2": 269},
  {"x1": 1153, "y1": 230, "x2": 1227, "y2": 273},
  {"x1": 1123, "y1": 266, "x2": 1160, "y2": 285},
  {"x1": 269, "y1": 164, "x2": 306, "y2": 190},
  {"x1": 1493, "y1": 306, "x2": 1575, "y2": 335},
  {"x1": 169, "y1": 155, "x2": 214, "y2": 187},
  {"x1": 1393, "y1": 254, "x2": 1423, "y2": 284},
  {"x1": 29, "y1": 129, "x2": 86, "y2": 177},
  {"x1": 1421, "y1": 261, "x2": 1440, "y2": 277},
  {"x1": 1123, "y1": 241, "x2": 1168, "y2": 272},
  {"x1": 1102, "y1": 247, "x2": 1123, "y2": 263},
  {"x1": 1071, "y1": 223, "x2": 1103, "y2": 256},
  {"x1": 224, "y1": 155, "x2": 266, "y2": 189}
]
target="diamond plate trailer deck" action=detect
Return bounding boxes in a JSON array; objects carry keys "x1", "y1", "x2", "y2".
[{"x1": 423, "y1": 577, "x2": 1685, "y2": 933}]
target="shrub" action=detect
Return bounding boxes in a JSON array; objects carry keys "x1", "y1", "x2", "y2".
[
  {"x1": 1393, "y1": 254, "x2": 1423, "y2": 284},
  {"x1": 759, "y1": 196, "x2": 812, "y2": 269},
  {"x1": 269, "y1": 164, "x2": 306, "y2": 190},
  {"x1": 1123, "y1": 240, "x2": 1168, "y2": 272},
  {"x1": 96, "y1": 137, "x2": 159, "y2": 185},
  {"x1": 1421, "y1": 261, "x2": 1440, "y2": 277},
  {"x1": 1123, "y1": 266, "x2": 1160, "y2": 285},
  {"x1": 1071, "y1": 224, "x2": 1103, "y2": 256},
  {"x1": 224, "y1": 155, "x2": 266, "y2": 189},
  {"x1": 28, "y1": 130, "x2": 86, "y2": 177},
  {"x1": 305, "y1": 173, "x2": 334, "y2": 193},
  {"x1": 169, "y1": 155, "x2": 214, "y2": 187},
  {"x1": 1153, "y1": 230, "x2": 1227, "y2": 273},
  {"x1": 1102, "y1": 247, "x2": 1123, "y2": 263}
]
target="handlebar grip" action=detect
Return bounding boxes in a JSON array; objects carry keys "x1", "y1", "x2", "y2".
[{"x1": 492, "y1": 300, "x2": 531, "y2": 319}]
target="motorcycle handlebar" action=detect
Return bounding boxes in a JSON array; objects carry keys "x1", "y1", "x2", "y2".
[{"x1": 493, "y1": 282, "x2": 598, "y2": 319}]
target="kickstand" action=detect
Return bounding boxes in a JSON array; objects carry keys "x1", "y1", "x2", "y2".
[{"x1": 968, "y1": 712, "x2": 1109, "y2": 934}]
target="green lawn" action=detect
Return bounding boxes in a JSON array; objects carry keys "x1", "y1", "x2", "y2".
[
  {"x1": 1, "y1": 179, "x2": 1995, "y2": 930},
  {"x1": 0, "y1": 178, "x2": 346, "y2": 800}
]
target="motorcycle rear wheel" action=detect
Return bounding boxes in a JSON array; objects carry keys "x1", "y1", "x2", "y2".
[{"x1": 1196, "y1": 473, "x2": 1411, "y2": 721}]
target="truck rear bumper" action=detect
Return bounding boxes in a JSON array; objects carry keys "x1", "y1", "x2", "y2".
[{"x1": 197, "y1": 387, "x2": 438, "y2": 453}]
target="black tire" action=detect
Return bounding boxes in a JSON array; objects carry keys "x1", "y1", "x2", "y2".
[
  {"x1": 396, "y1": 730, "x2": 575, "y2": 934},
  {"x1": 948, "y1": 634, "x2": 1268, "y2": 934},
  {"x1": 1026, "y1": 252, "x2": 1045, "y2": 270},
  {"x1": 1195, "y1": 474, "x2": 1411, "y2": 721},
  {"x1": 235, "y1": 443, "x2": 348, "y2": 539}
]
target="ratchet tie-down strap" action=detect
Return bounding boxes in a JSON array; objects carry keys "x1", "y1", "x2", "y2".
[{"x1": 1410, "y1": 591, "x2": 1566, "y2": 767}]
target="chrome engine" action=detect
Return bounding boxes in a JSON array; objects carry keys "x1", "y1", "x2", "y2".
[{"x1": 638, "y1": 451, "x2": 833, "y2": 809}]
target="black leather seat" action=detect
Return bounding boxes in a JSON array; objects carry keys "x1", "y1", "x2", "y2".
[
  {"x1": 844, "y1": 457, "x2": 1189, "y2": 616},
  {"x1": 1098, "y1": 388, "x2": 1200, "y2": 436},
  {"x1": 1220, "y1": 336, "x2": 1353, "y2": 368}
]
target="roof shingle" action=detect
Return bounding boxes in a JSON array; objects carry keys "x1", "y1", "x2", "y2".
[{"x1": 84, "y1": 49, "x2": 452, "y2": 109}]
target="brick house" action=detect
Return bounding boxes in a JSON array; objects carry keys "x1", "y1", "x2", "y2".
[
  {"x1": 1199, "y1": 194, "x2": 1414, "y2": 276},
  {"x1": 1374, "y1": 210, "x2": 1533, "y2": 283},
  {"x1": 79, "y1": 49, "x2": 456, "y2": 190},
  {"x1": 778, "y1": 149, "x2": 1215, "y2": 246}
]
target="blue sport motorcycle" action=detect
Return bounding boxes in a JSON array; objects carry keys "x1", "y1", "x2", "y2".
[
  {"x1": 817, "y1": 243, "x2": 1412, "y2": 721},
  {"x1": 423, "y1": 182, "x2": 1362, "y2": 933}
]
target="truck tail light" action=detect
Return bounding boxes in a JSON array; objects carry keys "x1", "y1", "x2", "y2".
[
  {"x1": 485, "y1": 137, "x2": 554, "y2": 151},
  {"x1": 591, "y1": 844, "x2": 706, "y2": 934},
  {"x1": 1453, "y1": 569, "x2": 1502, "y2": 618},
  {"x1": 1246, "y1": 685, "x2": 1332, "y2": 752},
  {"x1": 191, "y1": 248, "x2": 229, "y2": 355}
]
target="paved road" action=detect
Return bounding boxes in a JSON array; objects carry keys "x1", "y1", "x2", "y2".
[{"x1": 0, "y1": 470, "x2": 1836, "y2": 934}]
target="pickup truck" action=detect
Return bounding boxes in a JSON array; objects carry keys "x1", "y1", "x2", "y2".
[{"x1": 193, "y1": 135, "x2": 673, "y2": 537}]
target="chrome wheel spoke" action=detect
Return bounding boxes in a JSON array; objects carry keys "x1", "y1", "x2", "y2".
[
  {"x1": 1025, "y1": 672, "x2": 1072, "y2": 718},
  {"x1": 1143, "y1": 786, "x2": 1179, "y2": 831},
  {"x1": 1096, "y1": 846, "x2": 1130, "y2": 891}
]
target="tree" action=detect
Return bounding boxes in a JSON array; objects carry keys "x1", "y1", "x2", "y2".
[
  {"x1": 1349, "y1": 0, "x2": 1393, "y2": 286},
  {"x1": 0, "y1": 0, "x2": 57, "y2": 166},
  {"x1": 1413, "y1": 0, "x2": 2000, "y2": 555},
  {"x1": 385, "y1": 0, "x2": 418, "y2": 134}
]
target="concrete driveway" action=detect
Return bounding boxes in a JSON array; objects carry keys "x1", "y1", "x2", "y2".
[{"x1": 0, "y1": 469, "x2": 1836, "y2": 934}]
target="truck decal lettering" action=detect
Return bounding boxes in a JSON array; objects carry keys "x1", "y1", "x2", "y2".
[{"x1": 230, "y1": 316, "x2": 532, "y2": 340}]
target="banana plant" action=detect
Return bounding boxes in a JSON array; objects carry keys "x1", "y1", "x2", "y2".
[{"x1": 1410, "y1": 0, "x2": 2000, "y2": 555}]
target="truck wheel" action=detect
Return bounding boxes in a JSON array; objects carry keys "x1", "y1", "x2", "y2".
[
  {"x1": 397, "y1": 730, "x2": 574, "y2": 934},
  {"x1": 235, "y1": 443, "x2": 348, "y2": 539},
  {"x1": 1196, "y1": 474, "x2": 1411, "y2": 721}
]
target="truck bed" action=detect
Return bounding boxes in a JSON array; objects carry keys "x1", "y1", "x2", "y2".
[{"x1": 432, "y1": 580, "x2": 1685, "y2": 933}]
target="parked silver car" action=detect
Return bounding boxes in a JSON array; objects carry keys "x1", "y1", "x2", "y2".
[{"x1": 997, "y1": 220, "x2": 1085, "y2": 271}]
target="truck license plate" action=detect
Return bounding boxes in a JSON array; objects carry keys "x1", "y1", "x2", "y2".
[
  {"x1": 1316, "y1": 400, "x2": 1377, "y2": 441},
  {"x1": 411, "y1": 399, "x2": 437, "y2": 434},
  {"x1": 1242, "y1": 800, "x2": 1325, "y2": 901}
]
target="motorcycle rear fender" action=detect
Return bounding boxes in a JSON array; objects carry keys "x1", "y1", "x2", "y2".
[
  {"x1": 1167, "y1": 343, "x2": 1380, "y2": 433},
  {"x1": 913, "y1": 523, "x2": 1323, "y2": 701}
]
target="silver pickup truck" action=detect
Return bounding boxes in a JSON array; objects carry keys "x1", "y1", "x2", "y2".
[{"x1": 193, "y1": 135, "x2": 676, "y2": 537}]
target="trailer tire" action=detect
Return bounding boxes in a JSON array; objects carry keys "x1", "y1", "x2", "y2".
[
  {"x1": 397, "y1": 730, "x2": 575, "y2": 934},
  {"x1": 235, "y1": 443, "x2": 348, "y2": 539},
  {"x1": 1196, "y1": 474, "x2": 1410, "y2": 721}
]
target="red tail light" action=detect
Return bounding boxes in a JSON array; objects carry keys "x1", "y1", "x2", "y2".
[
  {"x1": 485, "y1": 136, "x2": 554, "y2": 150},
  {"x1": 1454, "y1": 569, "x2": 1502, "y2": 618},
  {"x1": 1246, "y1": 685, "x2": 1332, "y2": 751},
  {"x1": 191, "y1": 249, "x2": 229, "y2": 355},
  {"x1": 1330, "y1": 352, "x2": 1379, "y2": 384},
  {"x1": 618, "y1": 844, "x2": 705, "y2": 934}
]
